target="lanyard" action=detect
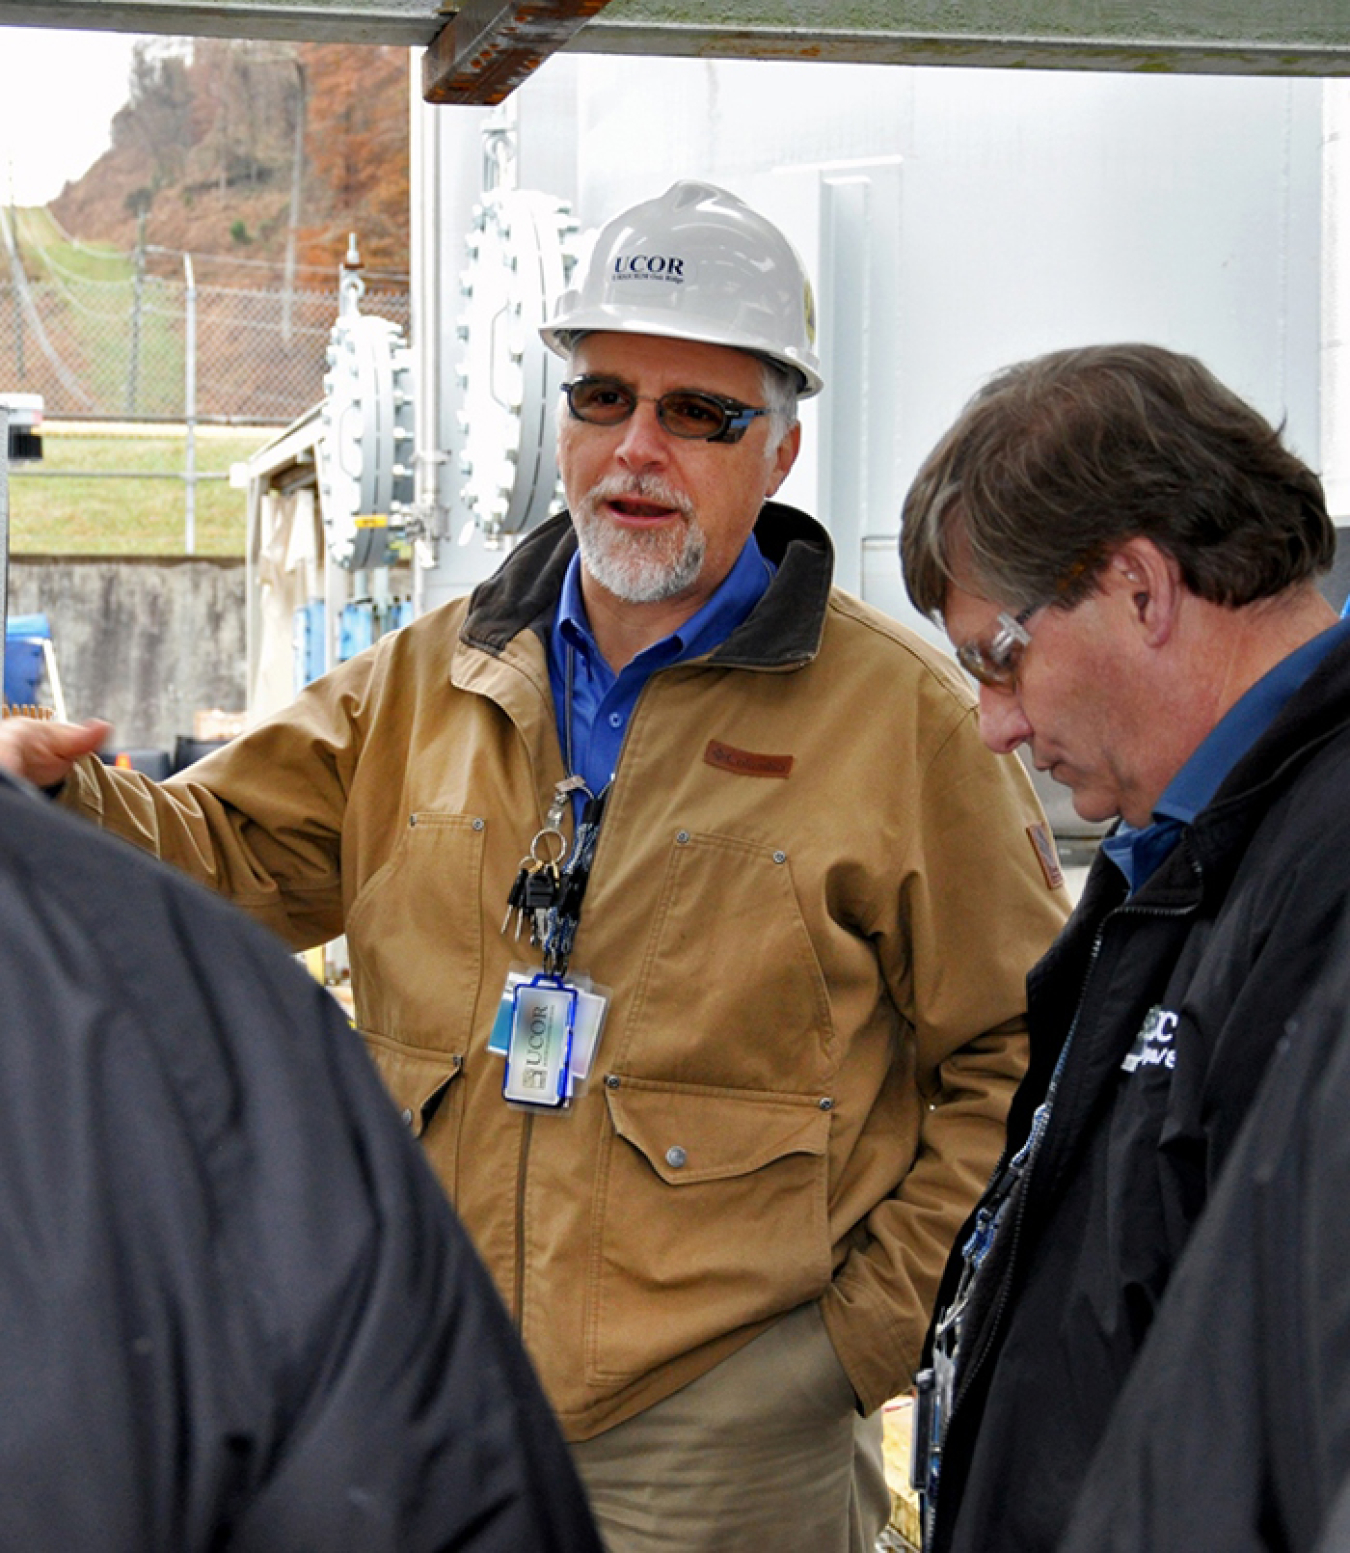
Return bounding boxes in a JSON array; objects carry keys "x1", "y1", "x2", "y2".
[
  {"x1": 541, "y1": 786, "x2": 607, "y2": 977},
  {"x1": 539, "y1": 643, "x2": 610, "y2": 978}
]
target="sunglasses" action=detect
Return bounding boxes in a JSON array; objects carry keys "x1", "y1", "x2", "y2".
[{"x1": 561, "y1": 376, "x2": 769, "y2": 444}]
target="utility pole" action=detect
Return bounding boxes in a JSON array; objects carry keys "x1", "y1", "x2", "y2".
[
  {"x1": 282, "y1": 57, "x2": 306, "y2": 347},
  {"x1": 125, "y1": 202, "x2": 148, "y2": 416},
  {"x1": 183, "y1": 252, "x2": 197, "y2": 555}
]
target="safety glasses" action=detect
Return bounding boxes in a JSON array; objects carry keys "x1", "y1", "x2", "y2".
[
  {"x1": 561, "y1": 376, "x2": 769, "y2": 444},
  {"x1": 955, "y1": 605, "x2": 1040, "y2": 689}
]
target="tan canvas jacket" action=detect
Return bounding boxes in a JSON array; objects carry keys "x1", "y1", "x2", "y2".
[{"x1": 60, "y1": 505, "x2": 1069, "y2": 1439}]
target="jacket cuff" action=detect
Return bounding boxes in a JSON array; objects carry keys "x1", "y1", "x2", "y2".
[
  {"x1": 819, "y1": 1282, "x2": 914, "y2": 1417},
  {"x1": 54, "y1": 754, "x2": 104, "y2": 818}
]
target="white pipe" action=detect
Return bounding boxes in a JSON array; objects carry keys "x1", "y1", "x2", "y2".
[{"x1": 1322, "y1": 80, "x2": 1350, "y2": 520}]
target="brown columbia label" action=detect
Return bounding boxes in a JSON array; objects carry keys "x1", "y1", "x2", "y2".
[
  {"x1": 1027, "y1": 822, "x2": 1065, "y2": 890},
  {"x1": 703, "y1": 739, "x2": 794, "y2": 779}
]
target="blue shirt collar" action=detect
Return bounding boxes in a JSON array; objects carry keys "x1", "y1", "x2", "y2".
[
  {"x1": 1156, "y1": 617, "x2": 1350, "y2": 824},
  {"x1": 548, "y1": 532, "x2": 775, "y2": 798}
]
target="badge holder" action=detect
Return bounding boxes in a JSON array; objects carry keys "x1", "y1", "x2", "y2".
[
  {"x1": 490, "y1": 962, "x2": 610, "y2": 1108},
  {"x1": 500, "y1": 972, "x2": 580, "y2": 1110}
]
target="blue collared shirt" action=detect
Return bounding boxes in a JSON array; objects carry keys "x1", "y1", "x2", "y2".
[
  {"x1": 547, "y1": 534, "x2": 774, "y2": 801},
  {"x1": 1104, "y1": 618, "x2": 1350, "y2": 891}
]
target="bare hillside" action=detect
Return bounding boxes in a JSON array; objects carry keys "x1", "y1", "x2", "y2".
[{"x1": 50, "y1": 38, "x2": 411, "y2": 285}]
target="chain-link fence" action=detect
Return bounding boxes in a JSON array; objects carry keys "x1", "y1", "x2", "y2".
[{"x1": 1, "y1": 210, "x2": 410, "y2": 424}]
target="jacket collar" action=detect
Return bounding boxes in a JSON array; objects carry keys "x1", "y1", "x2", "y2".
[{"x1": 459, "y1": 501, "x2": 835, "y2": 670}]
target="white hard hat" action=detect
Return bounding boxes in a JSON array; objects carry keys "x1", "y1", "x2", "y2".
[{"x1": 541, "y1": 180, "x2": 823, "y2": 397}]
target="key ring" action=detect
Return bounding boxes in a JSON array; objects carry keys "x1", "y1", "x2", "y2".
[{"x1": 529, "y1": 827, "x2": 567, "y2": 868}]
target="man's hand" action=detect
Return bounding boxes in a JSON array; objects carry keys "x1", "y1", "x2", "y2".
[{"x1": 0, "y1": 718, "x2": 111, "y2": 790}]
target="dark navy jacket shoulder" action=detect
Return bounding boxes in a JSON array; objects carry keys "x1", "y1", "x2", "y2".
[
  {"x1": 1060, "y1": 908, "x2": 1350, "y2": 1552},
  {"x1": 0, "y1": 773, "x2": 600, "y2": 1552},
  {"x1": 926, "y1": 632, "x2": 1350, "y2": 1553}
]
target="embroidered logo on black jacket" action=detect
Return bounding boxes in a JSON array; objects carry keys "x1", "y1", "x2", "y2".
[{"x1": 1121, "y1": 1004, "x2": 1179, "y2": 1073}]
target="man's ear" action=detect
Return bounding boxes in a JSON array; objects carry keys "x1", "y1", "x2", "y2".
[
  {"x1": 764, "y1": 422, "x2": 801, "y2": 498},
  {"x1": 1105, "y1": 537, "x2": 1182, "y2": 647}
]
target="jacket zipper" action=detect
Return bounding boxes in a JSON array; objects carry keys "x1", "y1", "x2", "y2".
[
  {"x1": 948, "y1": 926, "x2": 1103, "y2": 1416},
  {"x1": 509, "y1": 670, "x2": 626, "y2": 1334},
  {"x1": 512, "y1": 1111, "x2": 535, "y2": 1327},
  {"x1": 510, "y1": 679, "x2": 557, "y2": 1335}
]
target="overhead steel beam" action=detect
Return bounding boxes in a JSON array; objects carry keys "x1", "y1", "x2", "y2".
[
  {"x1": 1, "y1": 0, "x2": 1350, "y2": 80},
  {"x1": 563, "y1": 0, "x2": 1350, "y2": 77},
  {"x1": 423, "y1": 0, "x2": 617, "y2": 103},
  {"x1": 0, "y1": 0, "x2": 453, "y2": 45}
]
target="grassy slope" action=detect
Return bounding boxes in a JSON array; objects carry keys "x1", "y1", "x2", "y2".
[{"x1": 7, "y1": 208, "x2": 277, "y2": 557}]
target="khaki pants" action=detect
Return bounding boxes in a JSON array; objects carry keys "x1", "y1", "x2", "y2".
[{"x1": 570, "y1": 1303, "x2": 890, "y2": 1553}]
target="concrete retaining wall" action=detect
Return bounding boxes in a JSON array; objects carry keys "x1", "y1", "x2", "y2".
[{"x1": 8, "y1": 555, "x2": 246, "y2": 753}]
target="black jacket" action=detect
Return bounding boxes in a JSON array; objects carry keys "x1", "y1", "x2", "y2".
[
  {"x1": 0, "y1": 774, "x2": 602, "y2": 1552},
  {"x1": 924, "y1": 629, "x2": 1350, "y2": 1553},
  {"x1": 1058, "y1": 908, "x2": 1350, "y2": 1552}
]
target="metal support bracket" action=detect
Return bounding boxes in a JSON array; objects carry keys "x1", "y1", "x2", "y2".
[{"x1": 423, "y1": 0, "x2": 617, "y2": 104}]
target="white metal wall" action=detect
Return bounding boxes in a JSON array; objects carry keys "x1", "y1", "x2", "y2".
[{"x1": 417, "y1": 56, "x2": 1323, "y2": 647}]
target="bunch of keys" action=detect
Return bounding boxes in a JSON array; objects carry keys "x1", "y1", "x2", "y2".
[{"x1": 502, "y1": 827, "x2": 567, "y2": 946}]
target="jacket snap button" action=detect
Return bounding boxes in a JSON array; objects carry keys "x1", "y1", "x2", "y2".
[
  {"x1": 604, "y1": 1074, "x2": 620, "y2": 1089},
  {"x1": 472, "y1": 817, "x2": 485, "y2": 831},
  {"x1": 401, "y1": 1107, "x2": 415, "y2": 1127},
  {"x1": 675, "y1": 830, "x2": 690, "y2": 845},
  {"x1": 818, "y1": 1097, "x2": 834, "y2": 1112},
  {"x1": 665, "y1": 1145, "x2": 688, "y2": 1169},
  {"x1": 773, "y1": 850, "x2": 787, "y2": 864}
]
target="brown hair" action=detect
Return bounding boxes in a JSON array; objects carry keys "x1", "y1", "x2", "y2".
[{"x1": 901, "y1": 343, "x2": 1334, "y2": 620}]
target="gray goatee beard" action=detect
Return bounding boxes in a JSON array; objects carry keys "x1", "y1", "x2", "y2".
[{"x1": 572, "y1": 475, "x2": 706, "y2": 604}]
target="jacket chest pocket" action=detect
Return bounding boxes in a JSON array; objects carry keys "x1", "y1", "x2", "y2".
[
  {"x1": 345, "y1": 810, "x2": 487, "y2": 1050},
  {"x1": 617, "y1": 829, "x2": 834, "y2": 1089},
  {"x1": 586, "y1": 1076, "x2": 833, "y2": 1385}
]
